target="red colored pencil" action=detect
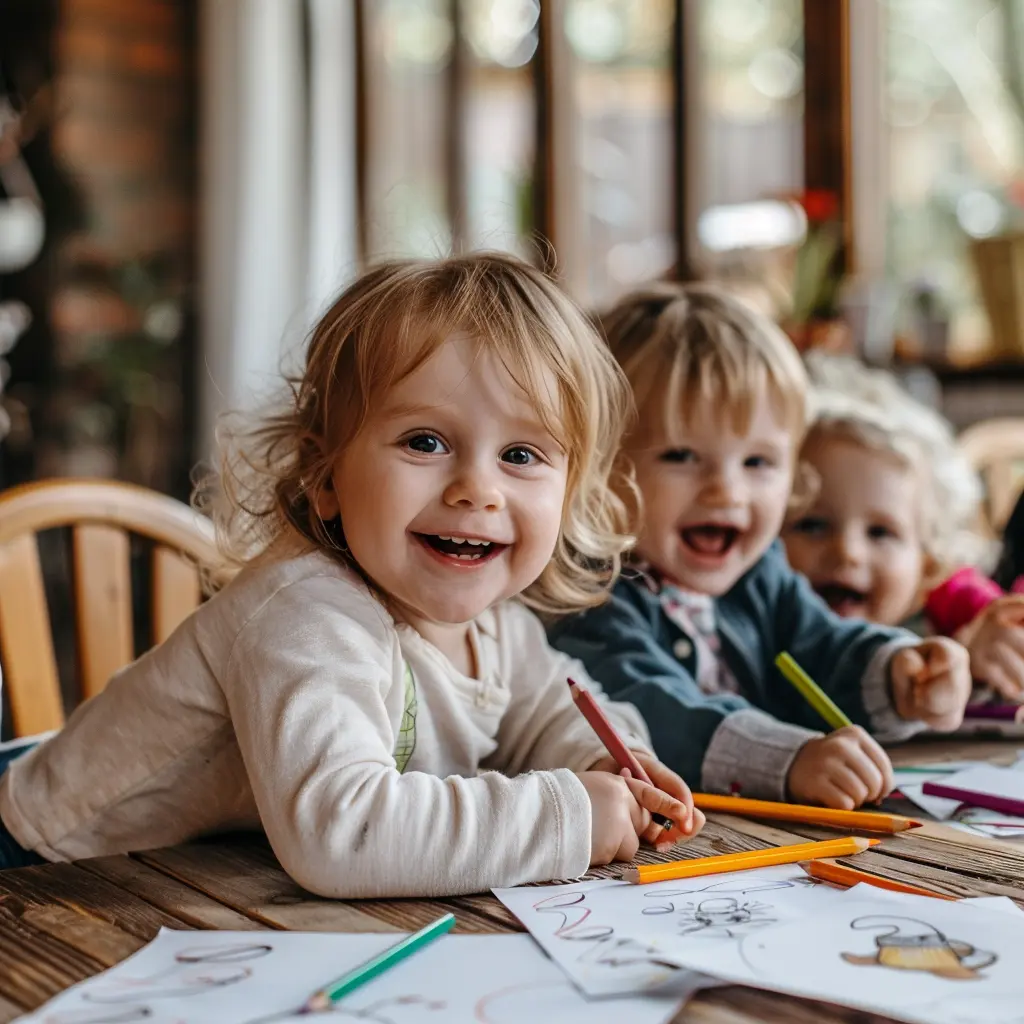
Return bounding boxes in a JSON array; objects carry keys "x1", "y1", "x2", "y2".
[{"x1": 567, "y1": 678, "x2": 673, "y2": 830}]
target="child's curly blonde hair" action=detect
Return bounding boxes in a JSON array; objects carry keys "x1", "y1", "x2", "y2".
[
  {"x1": 197, "y1": 252, "x2": 636, "y2": 617},
  {"x1": 803, "y1": 352, "x2": 992, "y2": 575}
]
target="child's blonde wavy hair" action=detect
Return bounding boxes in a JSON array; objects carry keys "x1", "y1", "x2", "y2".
[
  {"x1": 803, "y1": 352, "x2": 993, "y2": 575},
  {"x1": 197, "y1": 252, "x2": 636, "y2": 617},
  {"x1": 597, "y1": 282, "x2": 811, "y2": 504},
  {"x1": 599, "y1": 282, "x2": 809, "y2": 440}
]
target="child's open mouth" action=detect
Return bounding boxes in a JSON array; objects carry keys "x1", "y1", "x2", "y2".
[
  {"x1": 680, "y1": 525, "x2": 740, "y2": 561},
  {"x1": 416, "y1": 534, "x2": 507, "y2": 565},
  {"x1": 815, "y1": 582, "x2": 869, "y2": 617}
]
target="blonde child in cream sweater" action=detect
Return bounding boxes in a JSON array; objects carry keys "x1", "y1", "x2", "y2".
[{"x1": 0, "y1": 254, "x2": 702, "y2": 894}]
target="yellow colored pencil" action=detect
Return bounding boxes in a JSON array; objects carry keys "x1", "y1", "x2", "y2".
[
  {"x1": 693, "y1": 793, "x2": 921, "y2": 833},
  {"x1": 775, "y1": 651, "x2": 852, "y2": 730},
  {"x1": 621, "y1": 836, "x2": 878, "y2": 884}
]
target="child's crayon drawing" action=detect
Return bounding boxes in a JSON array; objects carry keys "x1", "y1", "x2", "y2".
[{"x1": 840, "y1": 915, "x2": 997, "y2": 981}]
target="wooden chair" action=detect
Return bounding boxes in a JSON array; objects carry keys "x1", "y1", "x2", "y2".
[
  {"x1": 0, "y1": 479, "x2": 220, "y2": 736},
  {"x1": 958, "y1": 418, "x2": 1024, "y2": 537}
]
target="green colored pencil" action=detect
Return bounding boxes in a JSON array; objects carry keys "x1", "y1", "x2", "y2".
[
  {"x1": 775, "y1": 651, "x2": 852, "y2": 730},
  {"x1": 302, "y1": 912, "x2": 456, "y2": 1013}
]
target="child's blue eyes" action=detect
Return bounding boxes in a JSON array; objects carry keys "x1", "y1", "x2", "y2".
[
  {"x1": 657, "y1": 449, "x2": 775, "y2": 468},
  {"x1": 405, "y1": 434, "x2": 448, "y2": 455},
  {"x1": 792, "y1": 516, "x2": 830, "y2": 536},
  {"x1": 659, "y1": 448, "x2": 697, "y2": 463},
  {"x1": 502, "y1": 446, "x2": 538, "y2": 466},
  {"x1": 401, "y1": 436, "x2": 541, "y2": 466}
]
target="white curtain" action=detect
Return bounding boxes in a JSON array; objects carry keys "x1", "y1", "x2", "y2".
[{"x1": 198, "y1": 0, "x2": 359, "y2": 456}]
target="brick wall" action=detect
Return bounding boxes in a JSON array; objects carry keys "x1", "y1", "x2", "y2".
[{"x1": 39, "y1": 0, "x2": 197, "y2": 493}]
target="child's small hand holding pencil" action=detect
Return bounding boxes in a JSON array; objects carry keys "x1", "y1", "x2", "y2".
[
  {"x1": 567, "y1": 677, "x2": 704, "y2": 863},
  {"x1": 890, "y1": 637, "x2": 972, "y2": 731},
  {"x1": 586, "y1": 752, "x2": 704, "y2": 851}
]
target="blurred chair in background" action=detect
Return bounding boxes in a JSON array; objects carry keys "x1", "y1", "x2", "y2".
[
  {"x1": 958, "y1": 418, "x2": 1024, "y2": 538},
  {"x1": 0, "y1": 479, "x2": 218, "y2": 736}
]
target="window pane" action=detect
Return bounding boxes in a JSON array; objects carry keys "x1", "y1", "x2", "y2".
[
  {"x1": 886, "y1": 0, "x2": 1024, "y2": 356},
  {"x1": 696, "y1": 0, "x2": 804, "y2": 253},
  {"x1": 565, "y1": 0, "x2": 676, "y2": 306},
  {"x1": 461, "y1": 0, "x2": 538, "y2": 255},
  {"x1": 364, "y1": 0, "x2": 453, "y2": 258}
]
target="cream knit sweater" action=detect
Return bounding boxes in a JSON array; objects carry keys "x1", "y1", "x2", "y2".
[{"x1": 0, "y1": 551, "x2": 651, "y2": 897}]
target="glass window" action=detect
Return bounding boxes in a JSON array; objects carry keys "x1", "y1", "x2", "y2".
[
  {"x1": 363, "y1": 0, "x2": 453, "y2": 258},
  {"x1": 461, "y1": 0, "x2": 539, "y2": 255},
  {"x1": 886, "y1": 0, "x2": 1024, "y2": 357},
  {"x1": 564, "y1": 0, "x2": 676, "y2": 306}
]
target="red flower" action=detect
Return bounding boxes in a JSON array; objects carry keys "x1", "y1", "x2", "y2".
[{"x1": 800, "y1": 189, "x2": 839, "y2": 223}]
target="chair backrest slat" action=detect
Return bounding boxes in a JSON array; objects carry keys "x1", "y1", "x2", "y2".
[
  {"x1": 0, "y1": 479, "x2": 221, "y2": 736},
  {"x1": 73, "y1": 524, "x2": 134, "y2": 700},
  {"x1": 0, "y1": 534, "x2": 65, "y2": 734},
  {"x1": 152, "y1": 545, "x2": 202, "y2": 645}
]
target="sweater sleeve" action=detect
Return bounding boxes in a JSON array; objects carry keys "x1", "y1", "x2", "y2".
[
  {"x1": 221, "y1": 577, "x2": 592, "y2": 898},
  {"x1": 487, "y1": 602, "x2": 651, "y2": 777}
]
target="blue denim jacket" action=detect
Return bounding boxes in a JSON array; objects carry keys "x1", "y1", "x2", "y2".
[{"x1": 549, "y1": 542, "x2": 920, "y2": 800}]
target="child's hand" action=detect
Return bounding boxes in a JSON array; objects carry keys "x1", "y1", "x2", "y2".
[
  {"x1": 891, "y1": 638, "x2": 972, "y2": 731},
  {"x1": 955, "y1": 596, "x2": 1024, "y2": 699},
  {"x1": 786, "y1": 726, "x2": 895, "y2": 809},
  {"x1": 577, "y1": 771, "x2": 649, "y2": 864},
  {"x1": 588, "y1": 753, "x2": 705, "y2": 848}
]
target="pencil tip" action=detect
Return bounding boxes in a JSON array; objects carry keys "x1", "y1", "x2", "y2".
[
  {"x1": 906, "y1": 819, "x2": 924, "y2": 830},
  {"x1": 866, "y1": 838, "x2": 881, "y2": 847},
  {"x1": 621, "y1": 868, "x2": 640, "y2": 884}
]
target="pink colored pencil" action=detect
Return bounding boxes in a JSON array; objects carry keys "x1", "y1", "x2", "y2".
[{"x1": 567, "y1": 678, "x2": 672, "y2": 829}]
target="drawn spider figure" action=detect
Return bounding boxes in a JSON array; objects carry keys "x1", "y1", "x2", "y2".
[{"x1": 673, "y1": 897, "x2": 778, "y2": 939}]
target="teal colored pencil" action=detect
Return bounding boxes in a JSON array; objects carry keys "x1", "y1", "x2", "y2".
[
  {"x1": 302, "y1": 913, "x2": 456, "y2": 1013},
  {"x1": 775, "y1": 651, "x2": 852, "y2": 731}
]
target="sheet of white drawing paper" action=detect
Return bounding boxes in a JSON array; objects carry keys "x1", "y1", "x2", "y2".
[
  {"x1": 842, "y1": 884, "x2": 1023, "y2": 917},
  {"x1": 17, "y1": 929, "x2": 684, "y2": 1024},
  {"x1": 630, "y1": 890, "x2": 1024, "y2": 1024},
  {"x1": 494, "y1": 863, "x2": 849, "y2": 997}
]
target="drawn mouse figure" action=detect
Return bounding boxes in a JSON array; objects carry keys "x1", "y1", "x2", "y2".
[{"x1": 841, "y1": 915, "x2": 996, "y2": 980}]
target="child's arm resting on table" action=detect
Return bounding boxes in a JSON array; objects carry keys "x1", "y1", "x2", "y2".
[{"x1": 221, "y1": 580, "x2": 598, "y2": 899}]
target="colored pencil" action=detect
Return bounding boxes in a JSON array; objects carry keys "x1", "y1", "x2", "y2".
[
  {"x1": 923, "y1": 780, "x2": 1024, "y2": 818},
  {"x1": 775, "y1": 652, "x2": 852, "y2": 730},
  {"x1": 963, "y1": 702, "x2": 1024, "y2": 722},
  {"x1": 692, "y1": 793, "x2": 921, "y2": 833},
  {"x1": 567, "y1": 678, "x2": 672, "y2": 830},
  {"x1": 301, "y1": 913, "x2": 456, "y2": 1013},
  {"x1": 800, "y1": 859, "x2": 956, "y2": 900},
  {"x1": 893, "y1": 765, "x2": 960, "y2": 774},
  {"x1": 621, "y1": 836, "x2": 877, "y2": 884}
]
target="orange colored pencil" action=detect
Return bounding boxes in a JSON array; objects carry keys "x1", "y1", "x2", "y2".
[
  {"x1": 622, "y1": 836, "x2": 877, "y2": 884},
  {"x1": 800, "y1": 859, "x2": 957, "y2": 900},
  {"x1": 693, "y1": 793, "x2": 921, "y2": 834}
]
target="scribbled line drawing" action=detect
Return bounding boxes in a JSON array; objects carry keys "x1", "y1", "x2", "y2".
[
  {"x1": 637, "y1": 874, "x2": 807, "y2": 938},
  {"x1": 44, "y1": 942, "x2": 273, "y2": 1024},
  {"x1": 44, "y1": 1009, "x2": 155, "y2": 1024},
  {"x1": 332, "y1": 994, "x2": 447, "y2": 1023},
  {"x1": 531, "y1": 891, "x2": 682, "y2": 974},
  {"x1": 841, "y1": 915, "x2": 997, "y2": 981},
  {"x1": 473, "y1": 981, "x2": 572, "y2": 1023},
  {"x1": 646, "y1": 896, "x2": 778, "y2": 938}
]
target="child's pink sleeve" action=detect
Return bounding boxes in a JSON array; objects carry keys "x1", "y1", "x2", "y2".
[{"x1": 925, "y1": 567, "x2": 1005, "y2": 636}]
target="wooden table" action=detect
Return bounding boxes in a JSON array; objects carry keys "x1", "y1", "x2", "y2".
[{"x1": 0, "y1": 738, "x2": 1022, "y2": 1023}]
